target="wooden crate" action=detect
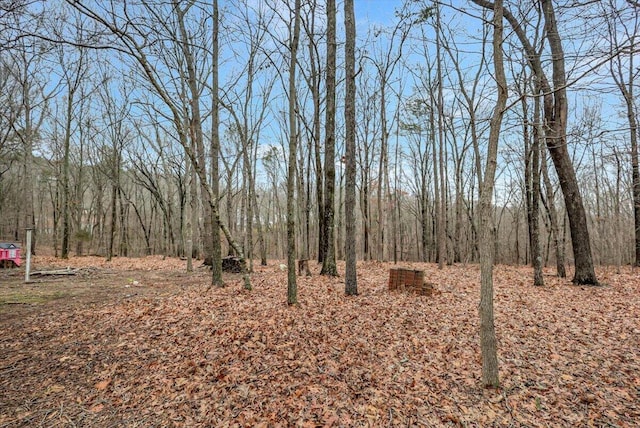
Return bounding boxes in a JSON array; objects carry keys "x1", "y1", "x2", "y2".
[{"x1": 389, "y1": 268, "x2": 434, "y2": 296}]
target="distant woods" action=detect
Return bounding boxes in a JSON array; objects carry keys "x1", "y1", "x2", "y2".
[{"x1": 0, "y1": 0, "x2": 638, "y2": 276}]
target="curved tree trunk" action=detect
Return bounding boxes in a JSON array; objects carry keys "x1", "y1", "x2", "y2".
[
  {"x1": 472, "y1": 0, "x2": 598, "y2": 285},
  {"x1": 540, "y1": 0, "x2": 597, "y2": 285}
]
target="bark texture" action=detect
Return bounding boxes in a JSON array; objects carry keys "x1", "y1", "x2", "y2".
[{"x1": 344, "y1": 0, "x2": 357, "y2": 296}]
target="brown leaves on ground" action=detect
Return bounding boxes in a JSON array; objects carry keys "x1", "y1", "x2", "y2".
[{"x1": 1, "y1": 256, "x2": 639, "y2": 427}]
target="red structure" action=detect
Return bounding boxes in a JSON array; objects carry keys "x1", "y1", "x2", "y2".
[{"x1": 0, "y1": 243, "x2": 21, "y2": 268}]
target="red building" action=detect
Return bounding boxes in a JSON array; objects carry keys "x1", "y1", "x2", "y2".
[{"x1": 0, "y1": 243, "x2": 21, "y2": 268}]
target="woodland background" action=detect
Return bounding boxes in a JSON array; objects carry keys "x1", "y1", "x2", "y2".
[
  {"x1": 2, "y1": 0, "x2": 640, "y2": 424},
  {"x1": 0, "y1": 0, "x2": 639, "y2": 271}
]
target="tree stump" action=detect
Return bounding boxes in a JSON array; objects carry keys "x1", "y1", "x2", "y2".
[
  {"x1": 221, "y1": 256, "x2": 243, "y2": 273},
  {"x1": 298, "y1": 259, "x2": 311, "y2": 276}
]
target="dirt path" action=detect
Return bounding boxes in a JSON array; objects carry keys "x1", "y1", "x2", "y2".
[{"x1": 0, "y1": 256, "x2": 211, "y2": 320}]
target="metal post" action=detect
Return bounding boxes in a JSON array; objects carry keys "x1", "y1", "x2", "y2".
[{"x1": 25, "y1": 228, "x2": 32, "y2": 283}]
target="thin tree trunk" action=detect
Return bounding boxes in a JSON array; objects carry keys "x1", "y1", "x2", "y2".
[
  {"x1": 107, "y1": 179, "x2": 117, "y2": 261},
  {"x1": 186, "y1": 157, "x2": 194, "y2": 272},
  {"x1": 435, "y1": 3, "x2": 447, "y2": 269},
  {"x1": 308, "y1": 26, "x2": 324, "y2": 265},
  {"x1": 321, "y1": 0, "x2": 338, "y2": 276},
  {"x1": 21, "y1": 81, "x2": 36, "y2": 255},
  {"x1": 474, "y1": 0, "x2": 506, "y2": 388},
  {"x1": 539, "y1": 97, "x2": 566, "y2": 278},
  {"x1": 61, "y1": 92, "x2": 74, "y2": 259},
  {"x1": 344, "y1": 0, "x2": 357, "y2": 295},
  {"x1": 428, "y1": 86, "x2": 441, "y2": 265},
  {"x1": 118, "y1": 187, "x2": 128, "y2": 257},
  {"x1": 210, "y1": 0, "x2": 223, "y2": 285},
  {"x1": 531, "y1": 108, "x2": 544, "y2": 286},
  {"x1": 252, "y1": 189, "x2": 267, "y2": 266},
  {"x1": 286, "y1": 0, "x2": 301, "y2": 305},
  {"x1": 524, "y1": 89, "x2": 544, "y2": 286}
]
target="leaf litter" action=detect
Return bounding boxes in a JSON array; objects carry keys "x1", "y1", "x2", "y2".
[{"x1": 1, "y1": 256, "x2": 639, "y2": 426}]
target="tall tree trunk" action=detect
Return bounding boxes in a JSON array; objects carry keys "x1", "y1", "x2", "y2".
[
  {"x1": 107, "y1": 177, "x2": 117, "y2": 261},
  {"x1": 118, "y1": 187, "x2": 128, "y2": 257},
  {"x1": 286, "y1": 0, "x2": 301, "y2": 305},
  {"x1": 612, "y1": 148, "x2": 623, "y2": 272},
  {"x1": 435, "y1": 3, "x2": 447, "y2": 269},
  {"x1": 428, "y1": 85, "x2": 440, "y2": 264},
  {"x1": 186, "y1": 164, "x2": 194, "y2": 272},
  {"x1": 454, "y1": 161, "x2": 464, "y2": 263},
  {"x1": 61, "y1": 92, "x2": 74, "y2": 259},
  {"x1": 321, "y1": 0, "x2": 338, "y2": 276},
  {"x1": 243, "y1": 146, "x2": 254, "y2": 272},
  {"x1": 210, "y1": 0, "x2": 223, "y2": 285},
  {"x1": 539, "y1": 99, "x2": 566, "y2": 277},
  {"x1": 474, "y1": 0, "x2": 506, "y2": 388},
  {"x1": 175, "y1": 1, "x2": 216, "y2": 280},
  {"x1": 252, "y1": 187, "x2": 267, "y2": 266},
  {"x1": 363, "y1": 165, "x2": 370, "y2": 260},
  {"x1": 421, "y1": 177, "x2": 429, "y2": 262},
  {"x1": 344, "y1": 0, "x2": 357, "y2": 295},
  {"x1": 541, "y1": 0, "x2": 597, "y2": 284},
  {"x1": 21, "y1": 81, "x2": 36, "y2": 255},
  {"x1": 531, "y1": 105, "x2": 544, "y2": 286},
  {"x1": 377, "y1": 85, "x2": 387, "y2": 262},
  {"x1": 307, "y1": 20, "x2": 324, "y2": 265},
  {"x1": 524, "y1": 89, "x2": 544, "y2": 285},
  {"x1": 74, "y1": 129, "x2": 85, "y2": 257}
]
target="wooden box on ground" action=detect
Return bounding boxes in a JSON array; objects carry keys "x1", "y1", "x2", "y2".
[{"x1": 388, "y1": 268, "x2": 433, "y2": 296}]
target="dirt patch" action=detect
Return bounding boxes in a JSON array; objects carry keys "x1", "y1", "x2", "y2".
[{"x1": 0, "y1": 256, "x2": 213, "y2": 318}]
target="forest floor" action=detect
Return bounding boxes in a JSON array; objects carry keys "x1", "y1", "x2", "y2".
[{"x1": 0, "y1": 255, "x2": 639, "y2": 427}]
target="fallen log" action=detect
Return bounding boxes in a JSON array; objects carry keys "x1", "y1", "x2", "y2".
[{"x1": 30, "y1": 268, "x2": 78, "y2": 276}]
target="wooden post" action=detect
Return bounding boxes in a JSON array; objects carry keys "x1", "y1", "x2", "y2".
[{"x1": 25, "y1": 228, "x2": 32, "y2": 283}]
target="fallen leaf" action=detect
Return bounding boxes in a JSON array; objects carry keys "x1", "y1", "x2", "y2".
[
  {"x1": 90, "y1": 404, "x2": 104, "y2": 413},
  {"x1": 94, "y1": 379, "x2": 111, "y2": 391}
]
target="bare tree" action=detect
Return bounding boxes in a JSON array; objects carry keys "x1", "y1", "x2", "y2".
[
  {"x1": 299, "y1": 2, "x2": 325, "y2": 265},
  {"x1": 344, "y1": 0, "x2": 357, "y2": 295},
  {"x1": 518, "y1": 67, "x2": 544, "y2": 286},
  {"x1": 473, "y1": 0, "x2": 598, "y2": 285},
  {"x1": 365, "y1": 13, "x2": 409, "y2": 262},
  {"x1": 286, "y1": 0, "x2": 301, "y2": 305},
  {"x1": 221, "y1": 0, "x2": 276, "y2": 270},
  {"x1": 7, "y1": 35, "x2": 52, "y2": 254},
  {"x1": 210, "y1": 0, "x2": 223, "y2": 285},
  {"x1": 433, "y1": 2, "x2": 447, "y2": 269},
  {"x1": 473, "y1": 0, "x2": 506, "y2": 388},
  {"x1": 65, "y1": 0, "x2": 252, "y2": 288},
  {"x1": 54, "y1": 35, "x2": 90, "y2": 259},
  {"x1": 321, "y1": 0, "x2": 338, "y2": 276},
  {"x1": 605, "y1": 0, "x2": 640, "y2": 266}
]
